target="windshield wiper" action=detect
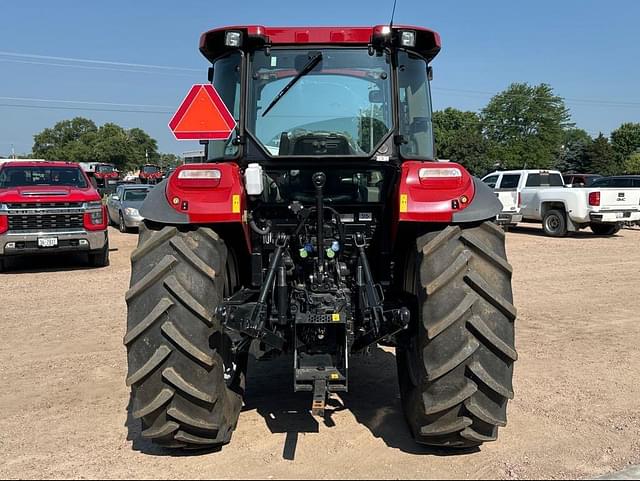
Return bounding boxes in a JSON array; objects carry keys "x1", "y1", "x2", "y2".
[{"x1": 261, "y1": 53, "x2": 323, "y2": 117}]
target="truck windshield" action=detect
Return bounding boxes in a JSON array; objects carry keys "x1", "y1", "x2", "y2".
[
  {"x1": 96, "y1": 165, "x2": 115, "y2": 173},
  {"x1": 249, "y1": 48, "x2": 393, "y2": 157},
  {"x1": 0, "y1": 167, "x2": 88, "y2": 189},
  {"x1": 143, "y1": 166, "x2": 159, "y2": 174}
]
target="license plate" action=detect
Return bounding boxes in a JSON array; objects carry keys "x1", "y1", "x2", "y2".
[
  {"x1": 108, "y1": 180, "x2": 117, "y2": 185},
  {"x1": 38, "y1": 237, "x2": 58, "y2": 248},
  {"x1": 616, "y1": 213, "x2": 624, "y2": 219}
]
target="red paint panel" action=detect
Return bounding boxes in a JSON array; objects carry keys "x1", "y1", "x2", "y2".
[
  {"x1": 200, "y1": 25, "x2": 441, "y2": 48},
  {"x1": 397, "y1": 161, "x2": 475, "y2": 223},
  {"x1": 166, "y1": 163, "x2": 246, "y2": 224}
]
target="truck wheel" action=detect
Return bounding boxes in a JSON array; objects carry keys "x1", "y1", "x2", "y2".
[
  {"x1": 397, "y1": 222, "x2": 517, "y2": 448},
  {"x1": 590, "y1": 224, "x2": 620, "y2": 236},
  {"x1": 542, "y1": 210, "x2": 568, "y2": 237},
  {"x1": 89, "y1": 242, "x2": 110, "y2": 268},
  {"x1": 125, "y1": 224, "x2": 246, "y2": 451},
  {"x1": 0, "y1": 258, "x2": 5, "y2": 273}
]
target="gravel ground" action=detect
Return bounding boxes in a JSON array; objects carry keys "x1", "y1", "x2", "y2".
[{"x1": 0, "y1": 225, "x2": 639, "y2": 479}]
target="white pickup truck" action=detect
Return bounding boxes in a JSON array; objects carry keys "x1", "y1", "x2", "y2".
[{"x1": 482, "y1": 169, "x2": 640, "y2": 237}]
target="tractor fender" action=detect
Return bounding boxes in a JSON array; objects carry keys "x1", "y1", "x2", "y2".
[
  {"x1": 452, "y1": 177, "x2": 503, "y2": 224},
  {"x1": 140, "y1": 179, "x2": 190, "y2": 224}
]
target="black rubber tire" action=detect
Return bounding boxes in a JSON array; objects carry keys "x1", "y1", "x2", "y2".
[
  {"x1": 119, "y1": 213, "x2": 130, "y2": 234},
  {"x1": 89, "y1": 242, "x2": 110, "y2": 268},
  {"x1": 590, "y1": 224, "x2": 620, "y2": 236},
  {"x1": 542, "y1": 210, "x2": 568, "y2": 237},
  {"x1": 125, "y1": 223, "x2": 246, "y2": 451},
  {"x1": 0, "y1": 257, "x2": 5, "y2": 273},
  {"x1": 397, "y1": 222, "x2": 517, "y2": 449}
]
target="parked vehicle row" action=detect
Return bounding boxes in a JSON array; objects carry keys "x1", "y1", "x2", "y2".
[{"x1": 484, "y1": 170, "x2": 640, "y2": 236}]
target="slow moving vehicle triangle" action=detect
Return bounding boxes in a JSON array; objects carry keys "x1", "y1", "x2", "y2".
[{"x1": 169, "y1": 84, "x2": 236, "y2": 140}]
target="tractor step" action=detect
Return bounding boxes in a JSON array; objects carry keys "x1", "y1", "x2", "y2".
[{"x1": 312, "y1": 380, "x2": 327, "y2": 417}]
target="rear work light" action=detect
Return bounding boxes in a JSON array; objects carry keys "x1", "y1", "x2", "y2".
[
  {"x1": 400, "y1": 30, "x2": 417, "y2": 48},
  {"x1": 225, "y1": 31, "x2": 243, "y2": 48},
  {"x1": 589, "y1": 191, "x2": 601, "y2": 207},
  {"x1": 176, "y1": 168, "x2": 222, "y2": 189}
]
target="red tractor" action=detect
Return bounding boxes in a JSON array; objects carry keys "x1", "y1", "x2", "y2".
[
  {"x1": 125, "y1": 25, "x2": 517, "y2": 451},
  {"x1": 138, "y1": 164, "x2": 163, "y2": 184}
]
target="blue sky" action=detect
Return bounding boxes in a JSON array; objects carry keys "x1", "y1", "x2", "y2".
[{"x1": 0, "y1": 0, "x2": 638, "y2": 157}]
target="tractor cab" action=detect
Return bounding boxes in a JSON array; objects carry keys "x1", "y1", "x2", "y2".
[{"x1": 200, "y1": 26, "x2": 440, "y2": 166}]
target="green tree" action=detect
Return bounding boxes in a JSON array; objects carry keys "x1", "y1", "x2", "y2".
[
  {"x1": 611, "y1": 123, "x2": 640, "y2": 161},
  {"x1": 31, "y1": 117, "x2": 166, "y2": 172},
  {"x1": 557, "y1": 128, "x2": 593, "y2": 173},
  {"x1": 433, "y1": 108, "x2": 492, "y2": 175},
  {"x1": 624, "y1": 153, "x2": 640, "y2": 174},
  {"x1": 482, "y1": 83, "x2": 572, "y2": 170},
  {"x1": 159, "y1": 153, "x2": 181, "y2": 169},
  {"x1": 128, "y1": 128, "x2": 160, "y2": 170},
  {"x1": 584, "y1": 134, "x2": 620, "y2": 175},
  {"x1": 91, "y1": 123, "x2": 132, "y2": 169},
  {"x1": 33, "y1": 118, "x2": 97, "y2": 160}
]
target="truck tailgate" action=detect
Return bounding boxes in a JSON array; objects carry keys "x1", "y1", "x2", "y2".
[
  {"x1": 597, "y1": 189, "x2": 640, "y2": 210},
  {"x1": 497, "y1": 191, "x2": 519, "y2": 213}
]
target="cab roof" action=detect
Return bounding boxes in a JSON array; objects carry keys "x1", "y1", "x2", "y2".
[{"x1": 200, "y1": 25, "x2": 441, "y2": 63}]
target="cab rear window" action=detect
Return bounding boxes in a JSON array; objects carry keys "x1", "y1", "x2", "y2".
[{"x1": 526, "y1": 173, "x2": 564, "y2": 187}]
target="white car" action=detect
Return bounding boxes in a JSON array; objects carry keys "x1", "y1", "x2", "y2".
[{"x1": 482, "y1": 169, "x2": 640, "y2": 236}]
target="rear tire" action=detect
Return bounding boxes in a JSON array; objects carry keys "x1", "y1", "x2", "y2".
[
  {"x1": 590, "y1": 224, "x2": 620, "y2": 236},
  {"x1": 542, "y1": 210, "x2": 568, "y2": 237},
  {"x1": 397, "y1": 222, "x2": 517, "y2": 449},
  {"x1": 0, "y1": 258, "x2": 5, "y2": 273},
  {"x1": 125, "y1": 223, "x2": 246, "y2": 451}
]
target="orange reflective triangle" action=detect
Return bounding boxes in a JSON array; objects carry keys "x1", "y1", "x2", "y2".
[{"x1": 169, "y1": 85, "x2": 237, "y2": 140}]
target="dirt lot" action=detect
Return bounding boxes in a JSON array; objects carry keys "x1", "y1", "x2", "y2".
[{"x1": 1, "y1": 225, "x2": 639, "y2": 479}]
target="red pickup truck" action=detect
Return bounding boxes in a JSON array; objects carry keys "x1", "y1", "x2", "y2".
[{"x1": 0, "y1": 161, "x2": 110, "y2": 272}]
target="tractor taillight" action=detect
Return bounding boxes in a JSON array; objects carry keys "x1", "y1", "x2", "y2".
[
  {"x1": 418, "y1": 166, "x2": 463, "y2": 188},
  {"x1": 176, "y1": 168, "x2": 222, "y2": 189},
  {"x1": 589, "y1": 191, "x2": 601, "y2": 206}
]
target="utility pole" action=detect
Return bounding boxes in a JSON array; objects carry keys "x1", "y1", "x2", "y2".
[{"x1": 11, "y1": 144, "x2": 16, "y2": 160}]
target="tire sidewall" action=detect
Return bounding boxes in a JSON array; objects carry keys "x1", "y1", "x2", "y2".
[
  {"x1": 543, "y1": 210, "x2": 567, "y2": 237},
  {"x1": 119, "y1": 213, "x2": 128, "y2": 233}
]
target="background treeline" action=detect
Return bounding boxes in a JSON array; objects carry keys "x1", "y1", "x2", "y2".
[{"x1": 434, "y1": 83, "x2": 640, "y2": 176}]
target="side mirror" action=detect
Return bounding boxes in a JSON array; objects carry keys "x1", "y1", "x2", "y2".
[
  {"x1": 427, "y1": 66, "x2": 434, "y2": 81},
  {"x1": 207, "y1": 67, "x2": 214, "y2": 83}
]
